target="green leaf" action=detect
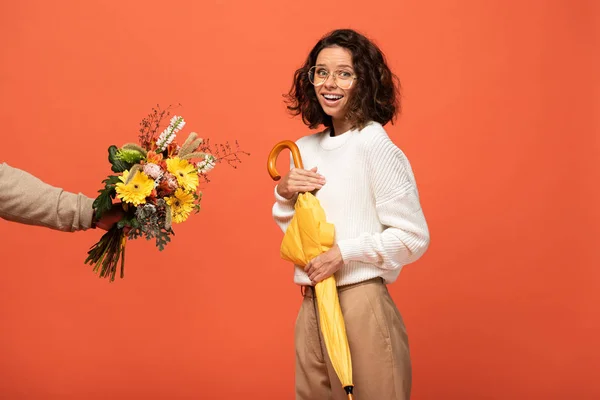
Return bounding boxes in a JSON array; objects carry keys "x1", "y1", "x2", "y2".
[
  {"x1": 156, "y1": 233, "x2": 171, "y2": 251},
  {"x1": 108, "y1": 145, "x2": 133, "y2": 173},
  {"x1": 93, "y1": 175, "x2": 120, "y2": 219},
  {"x1": 116, "y1": 213, "x2": 139, "y2": 229}
]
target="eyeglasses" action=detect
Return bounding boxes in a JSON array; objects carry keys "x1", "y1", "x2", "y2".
[{"x1": 308, "y1": 66, "x2": 357, "y2": 90}]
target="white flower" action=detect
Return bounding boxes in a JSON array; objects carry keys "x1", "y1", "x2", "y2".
[
  {"x1": 156, "y1": 115, "x2": 186, "y2": 152},
  {"x1": 170, "y1": 115, "x2": 186, "y2": 129},
  {"x1": 143, "y1": 163, "x2": 163, "y2": 180},
  {"x1": 197, "y1": 154, "x2": 217, "y2": 174}
]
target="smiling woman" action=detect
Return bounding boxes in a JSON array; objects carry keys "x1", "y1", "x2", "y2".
[
  {"x1": 309, "y1": 47, "x2": 357, "y2": 130},
  {"x1": 286, "y1": 29, "x2": 400, "y2": 136},
  {"x1": 273, "y1": 29, "x2": 430, "y2": 400}
]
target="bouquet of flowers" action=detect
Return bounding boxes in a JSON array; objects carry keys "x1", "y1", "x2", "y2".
[{"x1": 85, "y1": 105, "x2": 247, "y2": 281}]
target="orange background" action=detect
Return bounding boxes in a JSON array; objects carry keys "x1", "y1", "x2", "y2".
[{"x1": 0, "y1": 0, "x2": 598, "y2": 399}]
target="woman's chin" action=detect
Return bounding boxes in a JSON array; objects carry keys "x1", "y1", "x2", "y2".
[{"x1": 321, "y1": 106, "x2": 345, "y2": 120}]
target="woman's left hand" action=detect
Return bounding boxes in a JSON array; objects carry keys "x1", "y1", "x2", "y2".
[{"x1": 305, "y1": 245, "x2": 344, "y2": 284}]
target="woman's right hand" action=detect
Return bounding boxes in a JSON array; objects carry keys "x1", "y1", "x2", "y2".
[{"x1": 276, "y1": 167, "x2": 326, "y2": 199}]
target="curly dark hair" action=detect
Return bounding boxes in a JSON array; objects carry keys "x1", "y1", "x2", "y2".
[{"x1": 285, "y1": 29, "x2": 401, "y2": 131}]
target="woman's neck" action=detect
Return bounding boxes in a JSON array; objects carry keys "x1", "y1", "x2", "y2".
[{"x1": 331, "y1": 118, "x2": 352, "y2": 137}]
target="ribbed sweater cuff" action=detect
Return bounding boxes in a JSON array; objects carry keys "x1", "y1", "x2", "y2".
[
  {"x1": 337, "y1": 238, "x2": 363, "y2": 263},
  {"x1": 274, "y1": 185, "x2": 297, "y2": 210}
]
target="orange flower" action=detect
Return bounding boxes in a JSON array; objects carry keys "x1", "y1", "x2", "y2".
[
  {"x1": 147, "y1": 189, "x2": 158, "y2": 202},
  {"x1": 167, "y1": 142, "x2": 179, "y2": 157},
  {"x1": 147, "y1": 151, "x2": 163, "y2": 164}
]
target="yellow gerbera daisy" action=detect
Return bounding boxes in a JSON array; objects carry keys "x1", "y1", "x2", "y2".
[
  {"x1": 166, "y1": 157, "x2": 199, "y2": 192},
  {"x1": 166, "y1": 188, "x2": 195, "y2": 224},
  {"x1": 115, "y1": 170, "x2": 154, "y2": 206}
]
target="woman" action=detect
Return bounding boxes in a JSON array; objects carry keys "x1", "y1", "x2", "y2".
[{"x1": 272, "y1": 29, "x2": 430, "y2": 400}]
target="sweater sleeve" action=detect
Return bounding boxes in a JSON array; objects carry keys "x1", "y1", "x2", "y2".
[
  {"x1": 0, "y1": 162, "x2": 95, "y2": 232},
  {"x1": 336, "y1": 134, "x2": 430, "y2": 270},
  {"x1": 271, "y1": 154, "x2": 298, "y2": 233}
]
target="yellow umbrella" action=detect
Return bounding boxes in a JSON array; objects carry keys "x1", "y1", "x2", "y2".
[{"x1": 268, "y1": 140, "x2": 354, "y2": 400}]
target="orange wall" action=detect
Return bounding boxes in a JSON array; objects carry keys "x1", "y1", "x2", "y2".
[{"x1": 0, "y1": 1, "x2": 598, "y2": 399}]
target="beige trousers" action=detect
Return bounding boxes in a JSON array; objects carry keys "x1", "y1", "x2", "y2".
[{"x1": 295, "y1": 278, "x2": 411, "y2": 400}]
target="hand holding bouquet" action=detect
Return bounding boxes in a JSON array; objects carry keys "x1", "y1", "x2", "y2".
[{"x1": 85, "y1": 106, "x2": 247, "y2": 281}]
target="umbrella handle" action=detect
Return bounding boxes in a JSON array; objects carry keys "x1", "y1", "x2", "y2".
[{"x1": 267, "y1": 140, "x2": 304, "y2": 181}]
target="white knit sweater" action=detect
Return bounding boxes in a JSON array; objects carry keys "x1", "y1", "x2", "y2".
[{"x1": 272, "y1": 122, "x2": 430, "y2": 286}]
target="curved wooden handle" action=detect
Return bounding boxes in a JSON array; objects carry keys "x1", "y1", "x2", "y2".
[{"x1": 267, "y1": 140, "x2": 304, "y2": 181}]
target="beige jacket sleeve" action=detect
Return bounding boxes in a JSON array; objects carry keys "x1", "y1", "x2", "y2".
[{"x1": 0, "y1": 162, "x2": 95, "y2": 232}]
